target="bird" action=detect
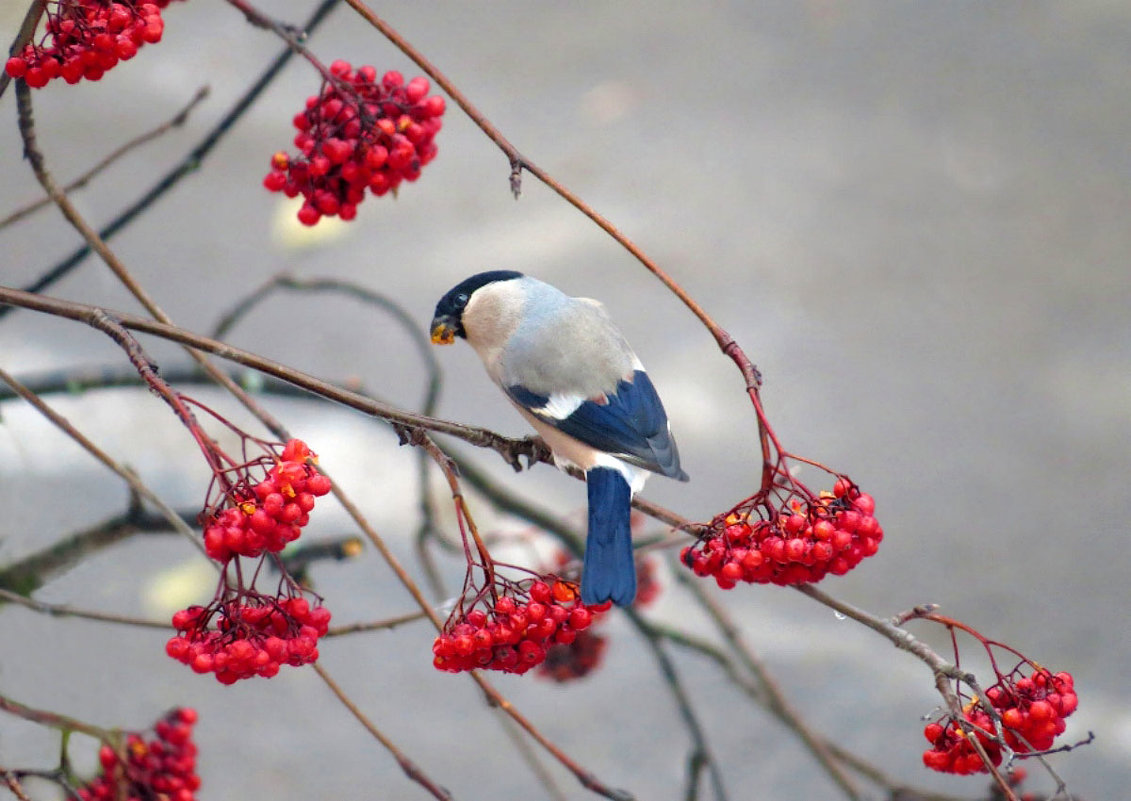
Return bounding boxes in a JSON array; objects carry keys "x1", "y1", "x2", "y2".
[{"x1": 430, "y1": 270, "x2": 688, "y2": 606}]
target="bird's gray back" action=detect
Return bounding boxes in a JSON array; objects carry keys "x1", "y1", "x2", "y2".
[{"x1": 502, "y1": 278, "x2": 636, "y2": 398}]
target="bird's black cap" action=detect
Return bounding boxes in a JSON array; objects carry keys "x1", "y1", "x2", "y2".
[{"x1": 431, "y1": 270, "x2": 524, "y2": 342}]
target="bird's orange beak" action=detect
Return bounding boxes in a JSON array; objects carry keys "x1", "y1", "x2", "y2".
[{"x1": 430, "y1": 317, "x2": 457, "y2": 345}]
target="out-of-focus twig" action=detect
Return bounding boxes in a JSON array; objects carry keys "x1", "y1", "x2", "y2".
[
  {"x1": 312, "y1": 663, "x2": 454, "y2": 800},
  {"x1": 0, "y1": 286, "x2": 550, "y2": 471},
  {"x1": 0, "y1": 588, "x2": 170, "y2": 629},
  {"x1": 0, "y1": 694, "x2": 110, "y2": 743},
  {"x1": 622, "y1": 608, "x2": 730, "y2": 801},
  {"x1": 674, "y1": 569, "x2": 862, "y2": 799},
  {"x1": 339, "y1": 0, "x2": 772, "y2": 474},
  {"x1": 1, "y1": 769, "x2": 34, "y2": 801},
  {"x1": 0, "y1": 499, "x2": 192, "y2": 596},
  {"x1": 0, "y1": 0, "x2": 46, "y2": 101},
  {"x1": 0, "y1": 86, "x2": 210, "y2": 232},
  {"x1": 0, "y1": 0, "x2": 339, "y2": 315},
  {"x1": 0, "y1": 366, "x2": 204, "y2": 555},
  {"x1": 323, "y1": 610, "x2": 428, "y2": 638}
]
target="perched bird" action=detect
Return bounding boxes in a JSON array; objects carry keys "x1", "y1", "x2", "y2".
[{"x1": 430, "y1": 271, "x2": 688, "y2": 606}]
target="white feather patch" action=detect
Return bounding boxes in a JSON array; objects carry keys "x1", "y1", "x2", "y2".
[
  {"x1": 532, "y1": 392, "x2": 587, "y2": 420},
  {"x1": 590, "y1": 453, "x2": 649, "y2": 494}
]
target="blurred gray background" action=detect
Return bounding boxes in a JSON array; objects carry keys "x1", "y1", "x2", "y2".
[{"x1": 1, "y1": 1, "x2": 1128, "y2": 799}]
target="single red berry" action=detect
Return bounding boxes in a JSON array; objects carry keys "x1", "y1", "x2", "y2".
[
  {"x1": 422, "y1": 95, "x2": 446, "y2": 117},
  {"x1": 405, "y1": 76, "x2": 429, "y2": 103},
  {"x1": 719, "y1": 561, "x2": 743, "y2": 583},
  {"x1": 263, "y1": 171, "x2": 287, "y2": 192},
  {"x1": 567, "y1": 607, "x2": 592, "y2": 630},
  {"x1": 494, "y1": 596, "x2": 517, "y2": 615},
  {"x1": 297, "y1": 204, "x2": 321, "y2": 226}
]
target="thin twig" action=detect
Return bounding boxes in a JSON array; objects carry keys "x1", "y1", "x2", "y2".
[
  {"x1": 494, "y1": 714, "x2": 570, "y2": 801},
  {"x1": 323, "y1": 610, "x2": 428, "y2": 637},
  {"x1": 0, "y1": 0, "x2": 46, "y2": 101},
  {"x1": 792, "y1": 584, "x2": 974, "y2": 682},
  {"x1": 0, "y1": 366, "x2": 204, "y2": 554},
  {"x1": 0, "y1": 588, "x2": 171, "y2": 630},
  {"x1": 675, "y1": 569, "x2": 862, "y2": 800},
  {"x1": 0, "y1": 0, "x2": 339, "y2": 314},
  {"x1": 0, "y1": 286, "x2": 549, "y2": 471},
  {"x1": 311, "y1": 663, "x2": 453, "y2": 800},
  {"x1": 1, "y1": 769, "x2": 33, "y2": 801},
  {"x1": 623, "y1": 608, "x2": 730, "y2": 801},
  {"x1": 0, "y1": 86, "x2": 210, "y2": 231},
  {"x1": 0, "y1": 695, "x2": 111, "y2": 743}
]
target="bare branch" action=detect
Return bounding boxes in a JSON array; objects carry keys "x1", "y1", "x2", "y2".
[
  {"x1": 0, "y1": 86, "x2": 210, "y2": 231},
  {"x1": 312, "y1": 664, "x2": 454, "y2": 800},
  {"x1": 0, "y1": 0, "x2": 339, "y2": 312},
  {"x1": 0, "y1": 366, "x2": 204, "y2": 554}
]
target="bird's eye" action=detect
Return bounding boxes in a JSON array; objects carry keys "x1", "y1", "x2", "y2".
[{"x1": 455, "y1": 292, "x2": 469, "y2": 308}]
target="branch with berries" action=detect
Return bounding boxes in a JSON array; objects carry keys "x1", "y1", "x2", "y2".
[{"x1": 0, "y1": 1, "x2": 1093, "y2": 799}]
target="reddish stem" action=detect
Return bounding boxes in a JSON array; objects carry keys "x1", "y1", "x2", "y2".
[{"x1": 340, "y1": 0, "x2": 781, "y2": 487}]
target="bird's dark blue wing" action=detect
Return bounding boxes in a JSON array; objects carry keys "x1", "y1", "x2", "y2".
[{"x1": 506, "y1": 370, "x2": 688, "y2": 481}]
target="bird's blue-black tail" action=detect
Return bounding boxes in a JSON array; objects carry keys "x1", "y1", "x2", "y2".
[{"x1": 581, "y1": 467, "x2": 635, "y2": 606}]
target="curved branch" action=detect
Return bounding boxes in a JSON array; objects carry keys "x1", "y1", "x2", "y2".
[
  {"x1": 312, "y1": 663, "x2": 454, "y2": 800},
  {"x1": 0, "y1": 86, "x2": 210, "y2": 232},
  {"x1": 339, "y1": 0, "x2": 769, "y2": 461},
  {"x1": 0, "y1": 285, "x2": 547, "y2": 471},
  {"x1": 0, "y1": 366, "x2": 205, "y2": 555},
  {"x1": 0, "y1": 0, "x2": 340, "y2": 313}
]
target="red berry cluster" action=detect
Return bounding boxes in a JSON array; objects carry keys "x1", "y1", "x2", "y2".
[
  {"x1": 78, "y1": 708, "x2": 200, "y2": 801},
  {"x1": 167, "y1": 433, "x2": 332, "y2": 682},
  {"x1": 537, "y1": 628, "x2": 609, "y2": 682},
  {"x1": 201, "y1": 439, "x2": 332, "y2": 562},
  {"x1": 991, "y1": 669, "x2": 1078, "y2": 753},
  {"x1": 527, "y1": 554, "x2": 654, "y2": 682},
  {"x1": 4, "y1": 0, "x2": 177, "y2": 88},
  {"x1": 433, "y1": 580, "x2": 607, "y2": 675},
  {"x1": 166, "y1": 594, "x2": 331, "y2": 685},
  {"x1": 264, "y1": 59, "x2": 446, "y2": 226},
  {"x1": 922, "y1": 669, "x2": 1078, "y2": 774},
  {"x1": 682, "y1": 478, "x2": 881, "y2": 588}
]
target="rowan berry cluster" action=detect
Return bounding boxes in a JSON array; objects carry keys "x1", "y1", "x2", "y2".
[
  {"x1": 264, "y1": 59, "x2": 446, "y2": 225},
  {"x1": 164, "y1": 426, "x2": 333, "y2": 681},
  {"x1": 201, "y1": 439, "x2": 332, "y2": 562},
  {"x1": 433, "y1": 579, "x2": 607, "y2": 675},
  {"x1": 166, "y1": 594, "x2": 331, "y2": 685},
  {"x1": 922, "y1": 668, "x2": 1078, "y2": 774},
  {"x1": 535, "y1": 555, "x2": 659, "y2": 682},
  {"x1": 682, "y1": 477, "x2": 881, "y2": 587},
  {"x1": 77, "y1": 708, "x2": 200, "y2": 801},
  {"x1": 4, "y1": 0, "x2": 177, "y2": 88}
]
